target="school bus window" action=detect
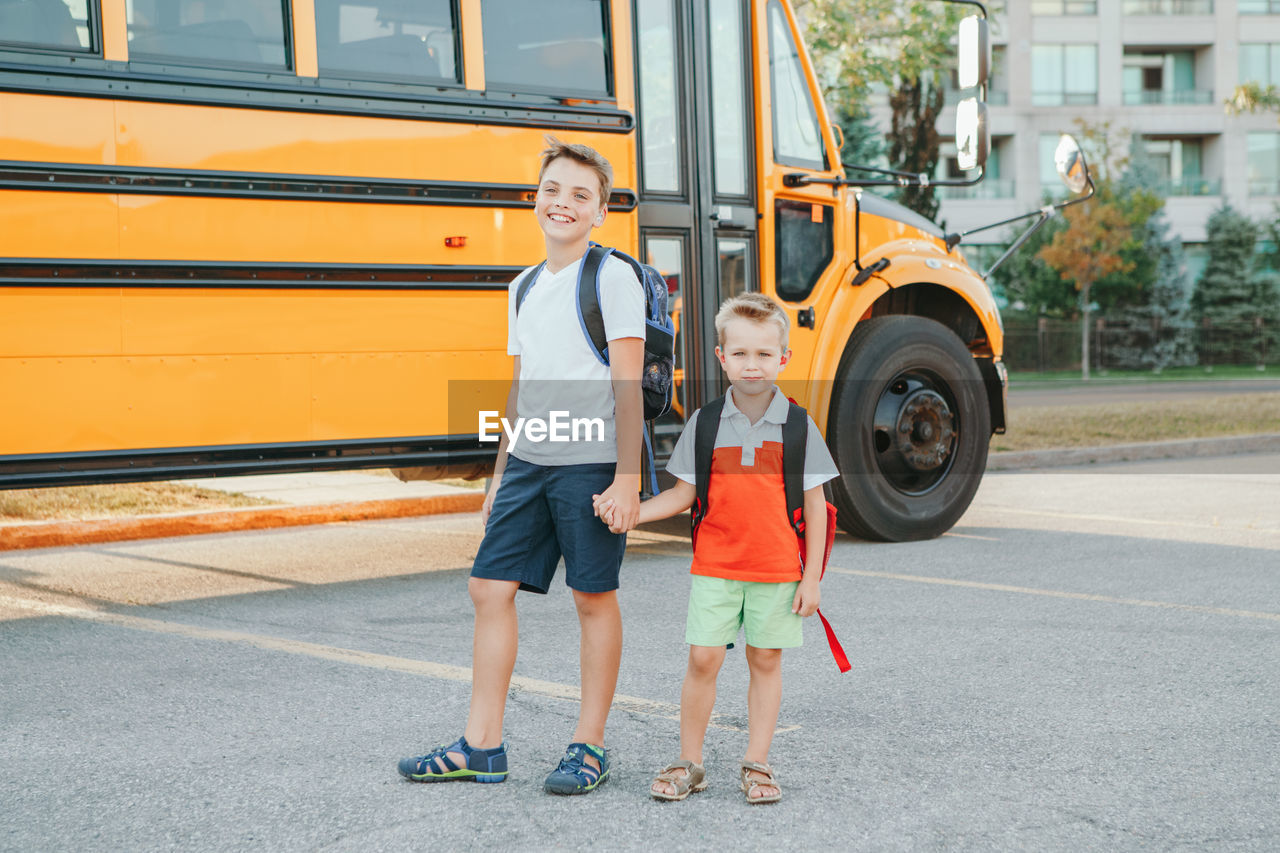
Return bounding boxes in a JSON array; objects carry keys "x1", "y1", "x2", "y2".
[
  {"x1": 774, "y1": 200, "x2": 832, "y2": 302},
  {"x1": 126, "y1": 0, "x2": 289, "y2": 70},
  {"x1": 480, "y1": 0, "x2": 611, "y2": 97},
  {"x1": 718, "y1": 237, "x2": 753, "y2": 303},
  {"x1": 0, "y1": 0, "x2": 93, "y2": 52},
  {"x1": 708, "y1": 0, "x2": 748, "y2": 198},
  {"x1": 636, "y1": 0, "x2": 682, "y2": 194},
  {"x1": 315, "y1": 0, "x2": 459, "y2": 85},
  {"x1": 767, "y1": 0, "x2": 825, "y2": 170}
]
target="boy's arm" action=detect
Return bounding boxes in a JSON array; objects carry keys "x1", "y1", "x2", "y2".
[
  {"x1": 598, "y1": 336, "x2": 645, "y2": 532},
  {"x1": 482, "y1": 357, "x2": 520, "y2": 525},
  {"x1": 792, "y1": 484, "x2": 827, "y2": 617},
  {"x1": 595, "y1": 478, "x2": 695, "y2": 530}
]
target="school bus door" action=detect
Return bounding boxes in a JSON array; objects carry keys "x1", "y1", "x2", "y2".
[{"x1": 633, "y1": 0, "x2": 758, "y2": 455}]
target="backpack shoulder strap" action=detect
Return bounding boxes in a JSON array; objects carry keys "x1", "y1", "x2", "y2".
[
  {"x1": 513, "y1": 261, "x2": 547, "y2": 315},
  {"x1": 782, "y1": 401, "x2": 808, "y2": 537},
  {"x1": 576, "y1": 244, "x2": 612, "y2": 365},
  {"x1": 690, "y1": 396, "x2": 726, "y2": 535}
]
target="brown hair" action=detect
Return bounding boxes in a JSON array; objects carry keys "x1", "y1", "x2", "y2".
[
  {"x1": 714, "y1": 292, "x2": 790, "y2": 349},
  {"x1": 538, "y1": 135, "x2": 613, "y2": 207}
]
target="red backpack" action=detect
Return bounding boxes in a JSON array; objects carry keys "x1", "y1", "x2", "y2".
[{"x1": 690, "y1": 395, "x2": 850, "y2": 673}]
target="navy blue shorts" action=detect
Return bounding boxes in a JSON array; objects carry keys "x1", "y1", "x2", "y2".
[{"x1": 471, "y1": 455, "x2": 626, "y2": 594}]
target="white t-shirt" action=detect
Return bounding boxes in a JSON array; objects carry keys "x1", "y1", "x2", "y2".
[{"x1": 505, "y1": 253, "x2": 645, "y2": 465}]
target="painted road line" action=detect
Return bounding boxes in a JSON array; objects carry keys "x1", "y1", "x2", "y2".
[
  {"x1": 827, "y1": 568, "x2": 1280, "y2": 623},
  {"x1": 978, "y1": 506, "x2": 1280, "y2": 535},
  {"x1": 0, "y1": 595, "x2": 796, "y2": 733}
]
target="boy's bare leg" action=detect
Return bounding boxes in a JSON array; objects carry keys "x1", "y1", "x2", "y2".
[
  {"x1": 461, "y1": 577, "x2": 520, "y2": 752},
  {"x1": 743, "y1": 644, "x2": 782, "y2": 800},
  {"x1": 651, "y1": 644, "x2": 724, "y2": 796},
  {"x1": 570, "y1": 588, "x2": 622, "y2": 772}
]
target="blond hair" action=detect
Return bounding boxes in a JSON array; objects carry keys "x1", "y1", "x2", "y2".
[
  {"x1": 714, "y1": 292, "x2": 790, "y2": 349},
  {"x1": 538, "y1": 135, "x2": 613, "y2": 207}
]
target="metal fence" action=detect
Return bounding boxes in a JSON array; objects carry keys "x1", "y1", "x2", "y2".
[{"x1": 1003, "y1": 318, "x2": 1278, "y2": 372}]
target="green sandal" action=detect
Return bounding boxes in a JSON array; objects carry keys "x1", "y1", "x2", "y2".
[{"x1": 650, "y1": 759, "x2": 708, "y2": 801}]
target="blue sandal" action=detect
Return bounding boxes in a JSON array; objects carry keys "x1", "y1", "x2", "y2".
[
  {"x1": 397, "y1": 736, "x2": 508, "y2": 783},
  {"x1": 544, "y1": 742, "x2": 610, "y2": 795}
]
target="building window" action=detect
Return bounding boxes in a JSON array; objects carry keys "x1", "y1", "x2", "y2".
[
  {"x1": 937, "y1": 141, "x2": 1015, "y2": 199},
  {"x1": 1123, "y1": 0, "x2": 1213, "y2": 12},
  {"x1": 127, "y1": 0, "x2": 290, "y2": 70},
  {"x1": 1123, "y1": 50, "x2": 1208, "y2": 104},
  {"x1": 1240, "y1": 43, "x2": 1280, "y2": 88},
  {"x1": 1239, "y1": 0, "x2": 1280, "y2": 13},
  {"x1": 481, "y1": 0, "x2": 611, "y2": 96},
  {"x1": 1031, "y1": 1, "x2": 1097, "y2": 13},
  {"x1": 1032, "y1": 44, "x2": 1098, "y2": 106},
  {"x1": 314, "y1": 1, "x2": 458, "y2": 85},
  {"x1": 0, "y1": 0, "x2": 94, "y2": 51},
  {"x1": 1143, "y1": 137, "x2": 1218, "y2": 195},
  {"x1": 1248, "y1": 133, "x2": 1280, "y2": 195}
]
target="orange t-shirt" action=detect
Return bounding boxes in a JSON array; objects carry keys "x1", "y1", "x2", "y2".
[{"x1": 690, "y1": 440, "x2": 803, "y2": 583}]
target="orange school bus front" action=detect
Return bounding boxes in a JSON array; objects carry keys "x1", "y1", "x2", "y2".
[{"x1": 1, "y1": 0, "x2": 1009, "y2": 541}]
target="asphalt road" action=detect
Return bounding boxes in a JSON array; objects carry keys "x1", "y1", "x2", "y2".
[
  {"x1": 2, "y1": 455, "x2": 1278, "y2": 852},
  {"x1": 1009, "y1": 378, "x2": 1280, "y2": 408}
]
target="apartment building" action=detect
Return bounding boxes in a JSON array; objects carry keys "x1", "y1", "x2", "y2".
[{"x1": 916, "y1": 0, "x2": 1280, "y2": 279}]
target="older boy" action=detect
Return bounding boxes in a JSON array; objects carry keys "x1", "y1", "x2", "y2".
[
  {"x1": 398, "y1": 137, "x2": 645, "y2": 795},
  {"x1": 597, "y1": 292, "x2": 838, "y2": 803}
]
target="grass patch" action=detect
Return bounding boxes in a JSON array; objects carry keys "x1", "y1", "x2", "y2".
[
  {"x1": 0, "y1": 482, "x2": 277, "y2": 524},
  {"x1": 993, "y1": 392, "x2": 1280, "y2": 453},
  {"x1": 1010, "y1": 365, "x2": 1280, "y2": 386}
]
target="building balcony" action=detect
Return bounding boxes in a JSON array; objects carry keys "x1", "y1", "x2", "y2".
[
  {"x1": 1031, "y1": 0, "x2": 1097, "y2": 13},
  {"x1": 937, "y1": 179, "x2": 1017, "y2": 200},
  {"x1": 1123, "y1": 88, "x2": 1214, "y2": 105},
  {"x1": 1249, "y1": 179, "x2": 1280, "y2": 195},
  {"x1": 945, "y1": 88, "x2": 1009, "y2": 106},
  {"x1": 1123, "y1": 0, "x2": 1213, "y2": 12},
  {"x1": 1157, "y1": 176, "x2": 1221, "y2": 195}
]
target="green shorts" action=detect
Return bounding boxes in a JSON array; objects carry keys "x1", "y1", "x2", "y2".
[{"x1": 685, "y1": 575, "x2": 803, "y2": 649}]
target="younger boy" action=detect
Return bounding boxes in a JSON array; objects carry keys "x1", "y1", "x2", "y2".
[
  {"x1": 397, "y1": 137, "x2": 646, "y2": 794},
  {"x1": 596, "y1": 292, "x2": 838, "y2": 803}
]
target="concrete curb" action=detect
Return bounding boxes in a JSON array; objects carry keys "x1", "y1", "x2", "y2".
[
  {"x1": 987, "y1": 433, "x2": 1280, "y2": 471},
  {"x1": 0, "y1": 492, "x2": 484, "y2": 552}
]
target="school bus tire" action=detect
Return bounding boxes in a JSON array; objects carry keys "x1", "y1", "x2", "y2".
[{"x1": 826, "y1": 315, "x2": 991, "y2": 542}]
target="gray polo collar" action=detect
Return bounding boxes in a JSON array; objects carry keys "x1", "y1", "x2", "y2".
[{"x1": 722, "y1": 386, "x2": 788, "y2": 425}]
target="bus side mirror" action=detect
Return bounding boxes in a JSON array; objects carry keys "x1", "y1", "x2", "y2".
[
  {"x1": 1054, "y1": 134, "x2": 1090, "y2": 195},
  {"x1": 957, "y1": 15, "x2": 990, "y2": 90},
  {"x1": 955, "y1": 98, "x2": 989, "y2": 171}
]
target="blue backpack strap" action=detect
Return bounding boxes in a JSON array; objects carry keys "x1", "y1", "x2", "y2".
[
  {"x1": 577, "y1": 244, "x2": 612, "y2": 365},
  {"x1": 641, "y1": 424, "x2": 659, "y2": 498},
  {"x1": 782, "y1": 401, "x2": 808, "y2": 537},
  {"x1": 690, "y1": 396, "x2": 726, "y2": 537},
  {"x1": 514, "y1": 261, "x2": 547, "y2": 315}
]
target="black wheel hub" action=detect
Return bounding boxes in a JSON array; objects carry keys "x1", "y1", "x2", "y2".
[{"x1": 872, "y1": 374, "x2": 958, "y2": 494}]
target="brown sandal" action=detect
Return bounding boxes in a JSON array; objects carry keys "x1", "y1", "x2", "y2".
[
  {"x1": 740, "y1": 760, "x2": 781, "y2": 804},
  {"x1": 650, "y1": 759, "x2": 708, "y2": 801}
]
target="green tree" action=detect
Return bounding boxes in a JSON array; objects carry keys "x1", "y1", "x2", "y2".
[
  {"x1": 1193, "y1": 205, "x2": 1261, "y2": 366},
  {"x1": 888, "y1": 73, "x2": 945, "y2": 220}
]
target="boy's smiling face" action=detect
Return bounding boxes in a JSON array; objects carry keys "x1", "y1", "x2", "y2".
[
  {"x1": 716, "y1": 316, "x2": 790, "y2": 400},
  {"x1": 534, "y1": 157, "x2": 605, "y2": 247}
]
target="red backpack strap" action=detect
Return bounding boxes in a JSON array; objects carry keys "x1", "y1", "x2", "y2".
[{"x1": 689, "y1": 396, "x2": 726, "y2": 540}]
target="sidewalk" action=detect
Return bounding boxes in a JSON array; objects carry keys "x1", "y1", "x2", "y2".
[
  {"x1": 3, "y1": 434, "x2": 1279, "y2": 551},
  {"x1": 0, "y1": 471, "x2": 483, "y2": 552}
]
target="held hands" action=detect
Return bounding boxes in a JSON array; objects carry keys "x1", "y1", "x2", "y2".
[
  {"x1": 792, "y1": 576, "x2": 821, "y2": 617},
  {"x1": 593, "y1": 479, "x2": 639, "y2": 534}
]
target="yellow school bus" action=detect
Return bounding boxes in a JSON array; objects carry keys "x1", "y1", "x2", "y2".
[{"x1": 1, "y1": 0, "x2": 1037, "y2": 541}]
